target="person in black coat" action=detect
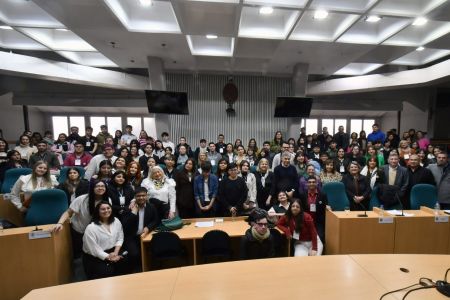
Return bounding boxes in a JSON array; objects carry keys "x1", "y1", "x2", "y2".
[
  {"x1": 334, "y1": 148, "x2": 350, "y2": 175},
  {"x1": 122, "y1": 187, "x2": 159, "y2": 272},
  {"x1": 271, "y1": 152, "x2": 299, "y2": 199},
  {"x1": 299, "y1": 176, "x2": 328, "y2": 244},
  {"x1": 240, "y1": 209, "x2": 275, "y2": 260},
  {"x1": 254, "y1": 158, "x2": 274, "y2": 210},
  {"x1": 342, "y1": 161, "x2": 371, "y2": 211},
  {"x1": 108, "y1": 170, "x2": 135, "y2": 220},
  {"x1": 218, "y1": 163, "x2": 248, "y2": 216},
  {"x1": 0, "y1": 150, "x2": 28, "y2": 182},
  {"x1": 57, "y1": 167, "x2": 89, "y2": 205}
]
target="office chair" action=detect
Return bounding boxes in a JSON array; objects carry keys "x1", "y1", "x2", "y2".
[
  {"x1": 1, "y1": 168, "x2": 32, "y2": 193},
  {"x1": 322, "y1": 182, "x2": 350, "y2": 211},
  {"x1": 58, "y1": 166, "x2": 86, "y2": 184},
  {"x1": 24, "y1": 189, "x2": 68, "y2": 226},
  {"x1": 269, "y1": 228, "x2": 285, "y2": 257},
  {"x1": 150, "y1": 231, "x2": 186, "y2": 270},
  {"x1": 201, "y1": 230, "x2": 232, "y2": 263},
  {"x1": 410, "y1": 184, "x2": 438, "y2": 210}
]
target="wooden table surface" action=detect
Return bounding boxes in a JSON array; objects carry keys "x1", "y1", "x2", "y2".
[{"x1": 23, "y1": 254, "x2": 450, "y2": 300}]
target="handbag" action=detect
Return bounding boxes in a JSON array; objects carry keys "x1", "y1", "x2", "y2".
[{"x1": 156, "y1": 215, "x2": 183, "y2": 231}]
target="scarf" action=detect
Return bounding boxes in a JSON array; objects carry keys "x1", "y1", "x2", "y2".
[
  {"x1": 260, "y1": 171, "x2": 268, "y2": 187},
  {"x1": 152, "y1": 178, "x2": 165, "y2": 190},
  {"x1": 251, "y1": 226, "x2": 270, "y2": 242}
]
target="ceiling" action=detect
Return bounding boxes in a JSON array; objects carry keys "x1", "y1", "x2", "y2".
[{"x1": 0, "y1": 0, "x2": 450, "y2": 77}]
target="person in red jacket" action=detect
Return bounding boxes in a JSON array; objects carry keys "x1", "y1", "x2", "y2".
[{"x1": 277, "y1": 198, "x2": 322, "y2": 256}]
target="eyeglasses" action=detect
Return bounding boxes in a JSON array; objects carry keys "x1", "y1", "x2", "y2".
[{"x1": 256, "y1": 222, "x2": 268, "y2": 227}]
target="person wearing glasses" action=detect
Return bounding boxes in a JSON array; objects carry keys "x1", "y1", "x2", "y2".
[{"x1": 240, "y1": 208, "x2": 275, "y2": 260}]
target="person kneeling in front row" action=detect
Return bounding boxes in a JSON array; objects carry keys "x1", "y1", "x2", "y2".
[
  {"x1": 82, "y1": 201, "x2": 127, "y2": 280},
  {"x1": 240, "y1": 208, "x2": 275, "y2": 260},
  {"x1": 122, "y1": 187, "x2": 159, "y2": 273},
  {"x1": 277, "y1": 198, "x2": 323, "y2": 256}
]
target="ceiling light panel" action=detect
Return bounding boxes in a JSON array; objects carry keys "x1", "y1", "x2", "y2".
[
  {"x1": 186, "y1": 35, "x2": 235, "y2": 56},
  {"x1": 290, "y1": 11, "x2": 359, "y2": 42},
  {"x1": 238, "y1": 6, "x2": 300, "y2": 39},
  {"x1": 337, "y1": 16, "x2": 410, "y2": 44},
  {"x1": 103, "y1": 0, "x2": 181, "y2": 33},
  {"x1": 334, "y1": 63, "x2": 383, "y2": 76},
  {"x1": 57, "y1": 51, "x2": 118, "y2": 67},
  {"x1": 244, "y1": 0, "x2": 307, "y2": 9},
  {"x1": 0, "y1": 0, "x2": 63, "y2": 28},
  {"x1": 309, "y1": 0, "x2": 378, "y2": 13},
  {"x1": 371, "y1": 0, "x2": 447, "y2": 17},
  {"x1": 383, "y1": 21, "x2": 450, "y2": 47},
  {"x1": 390, "y1": 48, "x2": 450, "y2": 65},
  {"x1": 0, "y1": 28, "x2": 48, "y2": 50},
  {"x1": 186, "y1": 0, "x2": 239, "y2": 3},
  {"x1": 18, "y1": 28, "x2": 96, "y2": 51}
]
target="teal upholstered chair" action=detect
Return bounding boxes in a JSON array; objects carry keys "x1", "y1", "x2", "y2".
[
  {"x1": 410, "y1": 184, "x2": 438, "y2": 210},
  {"x1": 322, "y1": 182, "x2": 349, "y2": 211},
  {"x1": 58, "y1": 166, "x2": 85, "y2": 184},
  {"x1": 1, "y1": 168, "x2": 32, "y2": 193},
  {"x1": 369, "y1": 186, "x2": 381, "y2": 210},
  {"x1": 24, "y1": 189, "x2": 68, "y2": 226}
]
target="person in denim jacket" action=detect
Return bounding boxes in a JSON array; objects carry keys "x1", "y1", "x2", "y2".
[{"x1": 194, "y1": 161, "x2": 218, "y2": 217}]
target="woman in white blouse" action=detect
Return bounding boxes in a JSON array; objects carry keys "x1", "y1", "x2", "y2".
[
  {"x1": 141, "y1": 165, "x2": 176, "y2": 220},
  {"x1": 10, "y1": 160, "x2": 58, "y2": 212},
  {"x1": 82, "y1": 201, "x2": 125, "y2": 279},
  {"x1": 239, "y1": 160, "x2": 257, "y2": 214}
]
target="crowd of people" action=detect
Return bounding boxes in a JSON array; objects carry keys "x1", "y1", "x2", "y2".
[{"x1": 0, "y1": 123, "x2": 449, "y2": 279}]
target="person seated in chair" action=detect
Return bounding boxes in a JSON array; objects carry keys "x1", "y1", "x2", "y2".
[
  {"x1": 122, "y1": 187, "x2": 159, "y2": 273},
  {"x1": 240, "y1": 208, "x2": 275, "y2": 260}
]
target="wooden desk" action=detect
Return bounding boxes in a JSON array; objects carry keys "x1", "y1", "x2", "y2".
[
  {"x1": 140, "y1": 218, "x2": 250, "y2": 271},
  {"x1": 325, "y1": 209, "x2": 395, "y2": 254},
  {"x1": 392, "y1": 209, "x2": 449, "y2": 254},
  {"x1": 351, "y1": 254, "x2": 450, "y2": 300},
  {"x1": 0, "y1": 223, "x2": 72, "y2": 300},
  {"x1": 0, "y1": 194, "x2": 24, "y2": 227},
  {"x1": 25, "y1": 254, "x2": 450, "y2": 300}
]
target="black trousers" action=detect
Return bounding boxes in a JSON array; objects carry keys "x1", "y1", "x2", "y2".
[
  {"x1": 71, "y1": 227, "x2": 83, "y2": 259},
  {"x1": 82, "y1": 248, "x2": 128, "y2": 280},
  {"x1": 123, "y1": 235, "x2": 142, "y2": 273}
]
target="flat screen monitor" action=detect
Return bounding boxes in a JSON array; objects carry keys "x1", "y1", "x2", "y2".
[
  {"x1": 145, "y1": 90, "x2": 189, "y2": 115},
  {"x1": 274, "y1": 97, "x2": 313, "y2": 118}
]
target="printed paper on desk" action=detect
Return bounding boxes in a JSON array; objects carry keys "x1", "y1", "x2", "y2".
[
  {"x1": 386, "y1": 210, "x2": 415, "y2": 217},
  {"x1": 195, "y1": 221, "x2": 214, "y2": 228}
]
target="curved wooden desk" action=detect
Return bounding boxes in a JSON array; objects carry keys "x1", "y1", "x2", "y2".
[{"x1": 24, "y1": 254, "x2": 450, "y2": 300}]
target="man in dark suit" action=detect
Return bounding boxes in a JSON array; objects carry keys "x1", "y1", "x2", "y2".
[
  {"x1": 122, "y1": 187, "x2": 160, "y2": 272},
  {"x1": 382, "y1": 152, "x2": 410, "y2": 208},
  {"x1": 333, "y1": 125, "x2": 350, "y2": 149}
]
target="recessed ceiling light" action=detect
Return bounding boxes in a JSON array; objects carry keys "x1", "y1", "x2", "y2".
[
  {"x1": 365, "y1": 15, "x2": 381, "y2": 23},
  {"x1": 206, "y1": 34, "x2": 218, "y2": 39},
  {"x1": 56, "y1": 28, "x2": 69, "y2": 32},
  {"x1": 416, "y1": 46, "x2": 425, "y2": 51},
  {"x1": 139, "y1": 0, "x2": 152, "y2": 7},
  {"x1": 314, "y1": 10, "x2": 328, "y2": 20},
  {"x1": 259, "y1": 6, "x2": 273, "y2": 15},
  {"x1": 0, "y1": 25, "x2": 13, "y2": 30},
  {"x1": 412, "y1": 17, "x2": 427, "y2": 26}
]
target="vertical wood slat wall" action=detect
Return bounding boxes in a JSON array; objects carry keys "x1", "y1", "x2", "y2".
[{"x1": 166, "y1": 73, "x2": 293, "y2": 146}]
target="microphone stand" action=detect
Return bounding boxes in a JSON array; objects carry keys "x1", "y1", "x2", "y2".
[
  {"x1": 357, "y1": 201, "x2": 368, "y2": 217},
  {"x1": 395, "y1": 192, "x2": 404, "y2": 216}
]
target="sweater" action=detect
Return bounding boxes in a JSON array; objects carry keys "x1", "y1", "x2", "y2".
[{"x1": 277, "y1": 213, "x2": 318, "y2": 250}]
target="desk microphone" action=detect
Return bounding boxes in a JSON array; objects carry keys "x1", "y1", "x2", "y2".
[{"x1": 357, "y1": 202, "x2": 368, "y2": 217}]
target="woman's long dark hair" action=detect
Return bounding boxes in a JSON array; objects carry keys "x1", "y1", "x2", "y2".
[
  {"x1": 88, "y1": 180, "x2": 109, "y2": 215},
  {"x1": 110, "y1": 170, "x2": 129, "y2": 187},
  {"x1": 92, "y1": 201, "x2": 114, "y2": 225},
  {"x1": 64, "y1": 167, "x2": 81, "y2": 194},
  {"x1": 285, "y1": 198, "x2": 304, "y2": 233},
  {"x1": 216, "y1": 158, "x2": 228, "y2": 177}
]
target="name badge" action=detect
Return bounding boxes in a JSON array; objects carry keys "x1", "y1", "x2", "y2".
[
  {"x1": 435, "y1": 215, "x2": 449, "y2": 223},
  {"x1": 211, "y1": 160, "x2": 216, "y2": 166},
  {"x1": 307, "y1": 144, "x2": 311, "y2": 148},
  {"x1": 75, "y1": 159, "x2": 81, "y2": 166},
  {"x1": 340, "y1": 165, "x2": 345, "y2": 173},
  {"x1": 404, "y1": 154, "x2": 410, "y2": 160},
  {"x1": 86, "y1": 141, "x2": 91, "y2": 147},
  {"x1": 219, "y1": 148, "x2": 223, "y2": 153},
  {"x1": 378, "y1": 217, "x2": 394, "y2": 224},
  {"x1": 119, "y1": 196, "x2": 125, "y2": 205},
  {"x1": 293, "y1": 231, "x2": 300, "y2": 240},
  {"x1": 310, "y1": 203, "x2": 316, "y2": 212}
]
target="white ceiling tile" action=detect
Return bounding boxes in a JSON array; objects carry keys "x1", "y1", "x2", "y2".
[
  {"x1": 18, "y1": 28, "x2": 96, "y2": 51},
  {"x1": 0, "y1": 0, "x2": 63, "y2": 28},
  {"x1": 57, "y1": 51, "x2": 118, "y2": 67},
  {"x1": 0, "y1": 28, "x2": 48, "y2": 50},
  {"x1": 371, "y1": 0, "x2": 448, "y2": 17},
  {"x1": 195, "y1": 56, "x2": 233, "y2": 71},
  {"x1": 383, "y1": 21, "x2": 450, "y2": 47},
  {"x1": 103, "y1": 0, "x2": 181, "y2": 34},
  {"x1": 290, "y1": 11, "x2": 359, "y2": 42},
  {"x1": 243, "y1": 0, "x2": 307, "y2": 9},
  {"x1": 238, "y1": 6, "x2": 300, "y2": 39},
  {"x1": 309, "y1": 0, "x2": 378, "y2": 13},
  {"x1": 390, "y1": 48, "x2": 450, "y2": 65},
  {"x1": 337, "y1": 16, "x2": 410, "y2": 44},
  {"x1": 186, "y1": 35, "x2": 235, "y2": 56},
  {"x1": 334, "y1": 63, "x2": 383, "y2": 75}
]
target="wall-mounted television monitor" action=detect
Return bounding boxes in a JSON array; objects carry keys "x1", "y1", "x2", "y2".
[
  {"x1": 145, "y1": 90, "x2": 189, "y2": 115},
  {"x1": 274, "y1": 96, "x2": 313, "y2": 118}
]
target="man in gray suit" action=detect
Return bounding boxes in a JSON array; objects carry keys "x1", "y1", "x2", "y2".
[
  {"x1": 428, "y1": 152, "x2": 450, "y2": 209},
  {"x1": 382, "y1": 153, "x2": 410, "y2": 208}
]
